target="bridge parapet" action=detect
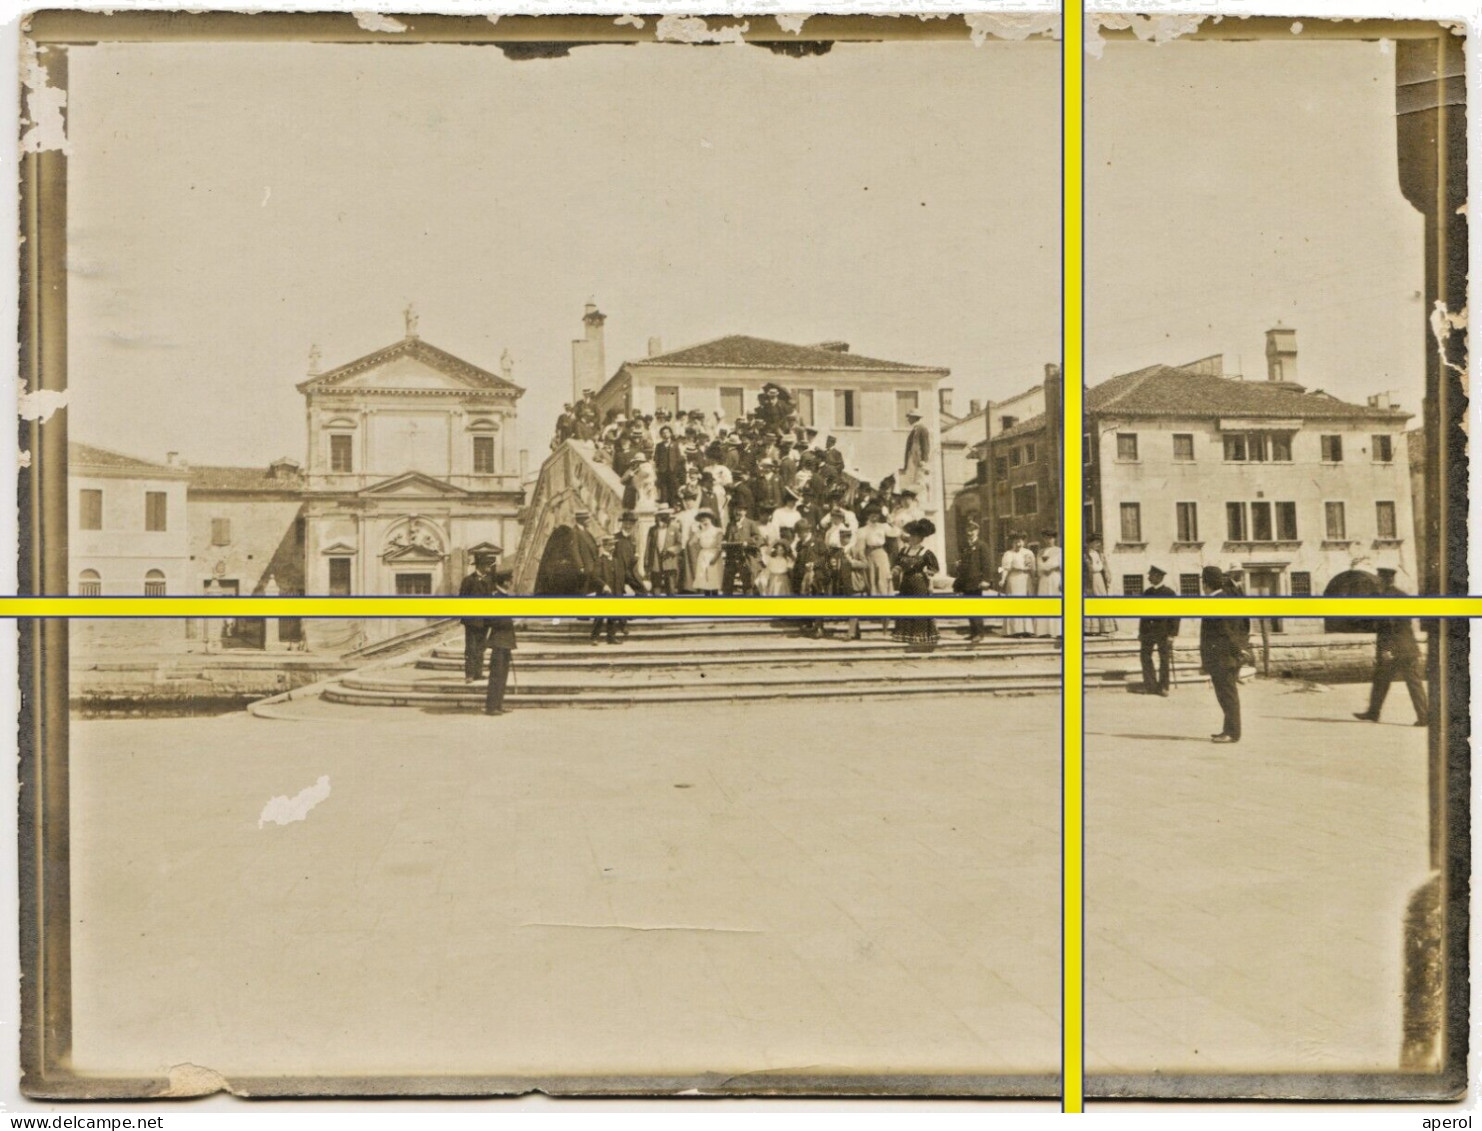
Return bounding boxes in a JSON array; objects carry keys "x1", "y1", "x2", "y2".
[{"x1": 509, "y1": 440, "x2": 655, "y2": 594}]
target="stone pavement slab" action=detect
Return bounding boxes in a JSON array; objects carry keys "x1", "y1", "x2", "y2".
[
  {"x1": 68, "y1": 694, "x2": 1059, "y2": 1082},
  {"x1": 1086, "y1": 679, "x2": 1430, "y2": 1074}
]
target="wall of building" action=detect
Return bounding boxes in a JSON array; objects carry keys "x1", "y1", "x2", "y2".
[
  {"x1": 1093, "y1": 416, "x2": 1417, "y2": 595},
  {"x1": 69, "y1": 472, "x2": 191, "y2": 595},
  {"x1": 187, "y1": 497, "x2": 305, "y2": 595},
  {"x1": 618, "y1": 362, "x2": 945, "y2": 496},
  {"x1": 305, "y1": 397, "x2": 520, "y2": 492}
]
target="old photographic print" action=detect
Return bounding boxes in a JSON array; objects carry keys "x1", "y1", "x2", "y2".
[{"x1": 19, "y1": 12, "x2": 1066, "y2": 1097}]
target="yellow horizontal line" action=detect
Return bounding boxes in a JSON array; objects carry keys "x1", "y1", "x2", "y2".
[
  {"x1": 0, "y1": 596, "x2": 1065, "y2": 618},
  {"x1": 1086, "y1": 597, "x2": 1482, "y2": 617}
]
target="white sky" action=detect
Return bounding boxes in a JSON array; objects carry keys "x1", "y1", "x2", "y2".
[
  {"x1": 65, "y1": 38, "x2": 1061, "y2": 467},
  {"x1": 1088, "y1": 39, "x2": 1426, "y2": 414}
]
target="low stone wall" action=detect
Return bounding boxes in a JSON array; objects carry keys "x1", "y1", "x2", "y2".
[{"x1": 71, "y1": 656, "x2": 352, "y2": 717}]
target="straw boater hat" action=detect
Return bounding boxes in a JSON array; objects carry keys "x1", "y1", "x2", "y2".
[
  {"x1": 656, "y1": 506, "x2": 674, "y2": 519},
  {"x1": 906, "y1": 408, "x2": 923, "y2": 420}
]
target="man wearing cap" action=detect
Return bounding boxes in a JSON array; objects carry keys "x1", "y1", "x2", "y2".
[
  {"x1": 1138, "y1": 565, "x2": 1180, "y2": 696},
  {"x1": 952, "y1": 519, "x2": 994, "y2": 640},
  {"x1": 570, "y1": 509, "x2": 600, "y2": 594},
  {"x1": 458, "y1": 549, "x2": 498, "y2": 681},
  {"x1": 1354, "y1": 568, "x2": 1428, "y2": 726},
  {"x1": 591, "y1": 533, "x2": 633, "y2": 644},
  {"x1": 1198, "y1": 565, "x2": 1250, "y2": 743},
  {"x1": 482, "y1": 567, "x2": 518, "y2": 716}
]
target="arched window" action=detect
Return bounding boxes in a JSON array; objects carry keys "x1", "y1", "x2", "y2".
[
  {"x1": 144, "y1": 569, "x2": 166, "y2": 597},
  {"x1": 78, "y1": 569, "x2": 101, "y2": 597}
]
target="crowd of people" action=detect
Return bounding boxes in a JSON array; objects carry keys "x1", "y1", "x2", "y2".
[{"x1": 544, "y1": 383, "x2": 1072, "y2": 644}]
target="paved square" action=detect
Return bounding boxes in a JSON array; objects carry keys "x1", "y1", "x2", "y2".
[
  {"x1": 1087, "y1": 678, "x2": 1430, "y2": 1074},
  {"x1": 69, "y1": 693, "x2": 1059, "y2": 1082}
]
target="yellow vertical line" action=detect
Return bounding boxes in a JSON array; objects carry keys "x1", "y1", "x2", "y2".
[{"x1": 1061, "y1": 0, "x2": 1086, "y2": 1114}]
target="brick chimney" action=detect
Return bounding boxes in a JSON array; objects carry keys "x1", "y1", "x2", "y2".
[
  {"x1": 969, "y1": 399, "x2": 982, "y2": 416},
  {"x1": 939, "y1": 388, "x2": 954, "y2": 416},
  {"x1": 572, "y1": 302, "x2": 607, "y2": 400},
  {"x1": 1265, "y1": 324, "x2": 1298, "y2": 384},
  {"x1": 648, "y1": 336, "x2": 664, "y2": 358}
]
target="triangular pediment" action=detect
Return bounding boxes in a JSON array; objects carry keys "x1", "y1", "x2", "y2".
[
  {"x1": 383, "y1": 542, "x2": 446, "y2": 563},
  {"x1": 298, "y1": 338, "x2": 524, "y2": 397},
  {"x1": 359, "y1": 472, "x2": 468, "y2": 498},
  {"x1": 320, "y1": 541, "x2": 358, "y2": 556}
]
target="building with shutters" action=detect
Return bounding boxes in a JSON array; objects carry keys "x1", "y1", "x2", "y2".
[
  {"x1": 1084, "y1": 329, "x2": 1416, "y2": 598},
  {"x1": 297, "y1": 312, "x2": 526, "y2": 596},
  {"x1": 68, "y1": 443, "x2": 192, "y2": 596}
]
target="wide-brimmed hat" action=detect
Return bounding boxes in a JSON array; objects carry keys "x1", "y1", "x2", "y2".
[
  {"x1": 1148, "y1": 564, "x2": 1167, "y2": 578},
  {"x1": 905, "y1": 408, "x2": 923, "y2": 420},
  {"x1": 904, "y1": 518, "x2": 936, "y2": 538},
  {"x1": 695, "y1": 509, "x2": 717, "y2": 523},
  {"x1": 782, "y1": 487, "x2": 801, "y2": 501}
]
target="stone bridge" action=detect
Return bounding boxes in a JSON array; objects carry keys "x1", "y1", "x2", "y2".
[{"x1": 508, "y1": 440, "x2": 656, "y2": 594}]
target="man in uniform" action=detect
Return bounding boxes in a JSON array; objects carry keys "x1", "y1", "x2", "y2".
[
  {"x1": 1199, "y1": 565, "x2": 1250, "y2": 743},
  {"x1": 484, "y1": 568, "x2": 517, "y2": 716},
  {"x1": 459, "y1": 548, "x2": 498, "y2": 681},
  {"x1": 1354, "y1": 568, "x2": 1429, "y2": 726},
  {"x1": 952, "y1": 519, "x2": 994, "y2": 640},
  {"x1": 1138, "y1": 564, "x2": 1180, "y2": 696}
]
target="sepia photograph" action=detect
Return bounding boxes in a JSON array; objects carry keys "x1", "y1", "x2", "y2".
[
  {"x1": 1081, "y1": 21, "x2": 1467, "y2": 1101},
  {"x1": 18, "y1": 11, "x2": 1068, "y2": 1098}
]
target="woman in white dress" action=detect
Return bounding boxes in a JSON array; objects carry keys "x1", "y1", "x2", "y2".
[
  {"x1": 689, "y1": 510, "x2": 725, "y2": 595},
  {"x1": 756, "y1": 530, "x2": 796, "y2": 596},
  {"x1": 1035, "y1": 529, "x2": 1063, "y2": 638},
  {"x1": 860, "y1": 510, "x2": 899, "y2": 596},
  {"x1": 1085, "y1": 536, "x2": 1116, "y2": 636},
  {"x1": 998, "y1": 532, "x2": 1036, "y2": 637}
]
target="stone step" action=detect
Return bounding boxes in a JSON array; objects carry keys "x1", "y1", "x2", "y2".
[
  {"x1": 339, "y1": 661, "x2": 1064, "y2": 696},
  {"x1": 421, "y1": 639, "x2": 1063, "y2": 670},
  {"x1": 320, "y1": 674, "x2": 1064, "y2": 710}
]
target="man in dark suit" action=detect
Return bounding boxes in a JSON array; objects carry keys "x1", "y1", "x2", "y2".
[
  {"x1": 459, "y1": 549, "x2": 498, "y2": 681},
  {"x1": 723, "y1": 504, "x2": 762, "y2": 595},
  {"x1": 570, "y1": 509, "x2": 600, "y2": 594},
  {"x1": 652, "y1": 426, "x2": 686, "y2": 508},
  {"x1": 1354, "y1": 568, "x2": 1428, "y2": 726},
  {"x1": 952, "y1": 519, "x2": 994, "y2": 640},
  {"x1": 484, "y1": 568, "x2": 517, "y2": 716},
  {"x1": 592, "y1": 525, "x2": 637, "y2": 644},
  {"x1": 1199, "y1": 565, "x2": 1250, "y2": 743},
  {"x1": 1138, "y1": 565, "x2": 1181, "y2": 696}
]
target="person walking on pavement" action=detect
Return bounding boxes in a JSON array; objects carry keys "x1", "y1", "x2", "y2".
[
  {"x1": 1354, "y1": 568, "x2": 1429, "y2": 727},
  {"x1": 1137, "y1": 564, "x2": 1180, "y2": 696},
  {"x1": 1198, "y1": 565, "x2": 1250, "y2": 743},
  {"x1": 484, "y1": 569, "x2": 517, "y2": 716},
  {"x1": 459, "y1": 548, "x2": 498, "y2": 681}
]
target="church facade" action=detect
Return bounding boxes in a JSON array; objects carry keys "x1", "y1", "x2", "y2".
[{"x1": 298, "y1": 315, "x2": 526, "y2": 596}]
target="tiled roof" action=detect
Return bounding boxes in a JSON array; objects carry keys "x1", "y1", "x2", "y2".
[
  {"x1": 993, "y1": 363, "x2": 1410, "y2": 441},
  {"x1": 1093, "y1": 365, "x2": 1412, "y2": 421},
  {"x1": 630, "y1": 335, "x2": 949, "y2": 374},
  {"x1": 69, "y1": 442, "x2": 182, "y2": 473},
  {"x1": 188, "y1": 463, "x2": 304, "y2": 494}
]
